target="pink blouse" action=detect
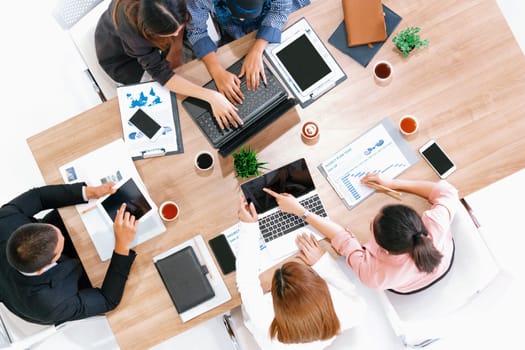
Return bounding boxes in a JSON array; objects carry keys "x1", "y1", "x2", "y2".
[{"x1": 332, "y1": 181, "x2": 459, "y2": 293}]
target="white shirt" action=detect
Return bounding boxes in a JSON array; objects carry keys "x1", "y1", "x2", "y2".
[{"x1": 236, "y1": 222, "x2": 366, "y2": 350}]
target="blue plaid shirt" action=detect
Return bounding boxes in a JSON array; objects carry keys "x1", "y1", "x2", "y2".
[{"x1": 186, "y1": 0, "x2": 310, "y2": 58}]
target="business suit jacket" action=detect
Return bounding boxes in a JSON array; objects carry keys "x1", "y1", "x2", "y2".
[{"x1": 0, "y1": 184, "x2": 136, "y2": 325}]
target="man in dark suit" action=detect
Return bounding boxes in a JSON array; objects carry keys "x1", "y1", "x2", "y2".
[{"x1": 0, "y1": 183, "x2": 137, "y2": 325}]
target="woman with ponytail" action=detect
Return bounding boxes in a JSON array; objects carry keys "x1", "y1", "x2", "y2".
[
  {"x1": 264, "y1": 174, "x2": 458, "y2": 294},
  {"x1": 95, "y1": 0, "x2": 243, "y2": 129}
]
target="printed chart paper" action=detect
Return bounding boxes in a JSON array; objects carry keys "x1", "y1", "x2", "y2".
[{"x1": 319, "y1": 118, "x2": 419, "y2": 209}]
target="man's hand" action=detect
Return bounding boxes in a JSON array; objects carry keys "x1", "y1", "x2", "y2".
[
  {"x1": 239, "y1": 39, "x2": 268, "y2": 91},
  {"x1": 85, "y1": 182, "x2": 116, "y2": 200},
  {"x1": 296, "y1": 232, "x2": 324, "y2": 266},
  {"x1": 113, "y1": 203, "x2": 138, "y2": 256},
  {"x1": 238, "y1": 195, "x2": 258, "y2": 223},
  {"x1": 262, "y1": 188, "x2": 305, "y2": 217}
]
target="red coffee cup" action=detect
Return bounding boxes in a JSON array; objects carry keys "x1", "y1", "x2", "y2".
[{"x1": 159, "y1": 201, "x2": 179, "y2": 221}]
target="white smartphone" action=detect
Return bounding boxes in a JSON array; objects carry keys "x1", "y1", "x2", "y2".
[
  {"x1": 128, "y1": 108, "x2": 162, "y2": 142},
  {"x1": 419, "y1": 140, "x2": 456, "y2": 179}
]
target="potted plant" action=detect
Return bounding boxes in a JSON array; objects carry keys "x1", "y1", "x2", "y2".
[
  {"x1": 232, "y1": 145, "x2": 267, "y2": 178},
  {"x1": 392, "y1": 27, "x2": 429, "y2": 57}
]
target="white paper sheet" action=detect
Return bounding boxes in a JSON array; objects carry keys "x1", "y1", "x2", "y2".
[
  {"x1": 59, "y1": 139, "x2": 166, "y2": 261},
  {"x1": 117, "y1": 81, "x2": 180, "y2": 158}
]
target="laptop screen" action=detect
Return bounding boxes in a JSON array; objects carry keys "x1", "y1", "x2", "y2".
[{"x1": 241, "y1": 158, "x2": 315, "y2": 213}]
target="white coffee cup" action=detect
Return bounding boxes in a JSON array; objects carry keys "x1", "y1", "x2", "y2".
[
  {"x1": 398, "y1": 115, "x2": 419, "y2": 136},
  {"x1": 159, "y1": 201, "x2": 180, "y2": 221},
  {"x1": 373, "y1": 61, "x2": 393, "y2": 86},
  {"x1": 194, "y1": 151, "x2": 214, "y2": 171}
]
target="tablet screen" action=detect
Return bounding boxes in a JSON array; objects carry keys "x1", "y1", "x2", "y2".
[
  {"x1": 276, "y1": 34, "x2": 332, "y2": 92},
  {"x1": 101, "y1": 178, "x2": 152, "y2": 221}
]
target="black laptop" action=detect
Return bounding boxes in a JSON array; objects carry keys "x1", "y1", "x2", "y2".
[{"x1": 182, "y1": 57, "x2": 296, "y2": 156}]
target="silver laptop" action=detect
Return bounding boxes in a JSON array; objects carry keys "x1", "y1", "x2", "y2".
[{"x1": 240, "y1": 158, "x2": 328, "y2": 260}]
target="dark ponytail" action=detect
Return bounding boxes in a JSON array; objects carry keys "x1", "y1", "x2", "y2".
[{"x1": 373, "y1": 205, "x2": 443, "y2": 273}]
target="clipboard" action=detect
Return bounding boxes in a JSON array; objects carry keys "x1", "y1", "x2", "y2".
[
  {"x1": 318, "y1": 118, "x2": 419, "y2": 210},
  {"x1": 117, "y1": 81, "x2": 184, "y2": 160}
]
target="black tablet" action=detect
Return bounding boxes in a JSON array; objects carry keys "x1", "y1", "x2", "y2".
[{"x1": 98, "y1": 178, "x2": 153, "y2": 223}]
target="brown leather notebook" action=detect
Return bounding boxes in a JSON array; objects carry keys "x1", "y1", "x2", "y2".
[{"x1": 342, "y1": 0, "x2": 387, "y2": 47}]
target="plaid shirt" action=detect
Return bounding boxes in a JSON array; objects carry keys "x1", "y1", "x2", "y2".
[{"x1": 186, "y1": 0, "x2": 310, "y2": 58}]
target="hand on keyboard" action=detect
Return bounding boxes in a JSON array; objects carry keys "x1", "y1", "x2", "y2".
[
  {"x1": 207, "y1": 90, "x2": 243, "y2": 130},
  {"x1": 211, "y1": 66, "x2": 245, "y2": 105},
  {"x1": 239, "y1": 40, "x2": 268, "y2": 91}
]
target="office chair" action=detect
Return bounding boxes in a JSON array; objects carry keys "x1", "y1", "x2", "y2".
[
  {"x1": 0, "y1": 302, "x2": 56, "y2": 349},
  {"x1": 0, "y1": 303, "x2": 118, "y2": 350},
  {"x1": 223, "y1": 306, "x2": 261, "y2": 350},
  {"x1": 52, "y1": 0, "x2": 118, "y2": 102},
  {"x1": 376, "y1": 199, "x2": 510, "y2": 348}
]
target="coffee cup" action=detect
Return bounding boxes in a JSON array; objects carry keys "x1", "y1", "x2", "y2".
[
  {"x1": 159, "y1": 201, "x2": 179, "y2": 221},
  {"x1": 373, "y1": 61, "x2": 393, "y2": 86},
  {"x1": 399, "y1": 115, "x2": 419, "y2": 136},
  {"x1": 194, "y1": 151, "x2": 214, "y2": 171},
  {"x1": 301, "y1": 121, "x2": 320, "y2": 144}
]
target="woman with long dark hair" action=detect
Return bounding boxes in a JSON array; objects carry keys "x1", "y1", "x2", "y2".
[
  {"x1": 95, "y1": 0, "x2": 242, "y2": 129},
  {"x1": 264, "y1": 174, "x2": 458, "y2": 294}
]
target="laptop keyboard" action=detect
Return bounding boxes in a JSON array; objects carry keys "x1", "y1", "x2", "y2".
[
  {"x1": 186, "y1": 58, "x2": 288, "y2": 146},
  {"x1": 258, "y1": 194, "x2": 328, "y2": 243}
]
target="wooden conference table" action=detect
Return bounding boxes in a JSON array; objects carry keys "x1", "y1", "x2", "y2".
[{"x1": 27, "y1": 0, "x2": 525, "y2": 348}]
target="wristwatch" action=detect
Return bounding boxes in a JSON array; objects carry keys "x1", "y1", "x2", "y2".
[{"x1": 300, "y1": 210, "x2": 310, "y2": 221}]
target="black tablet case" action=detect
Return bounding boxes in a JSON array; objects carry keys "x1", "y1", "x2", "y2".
[
  {"x1": 328, "y1": 5, "x2": 402, "y2": 67},
  {"x1": 154, "y1": 246, "x2": 215, "y2": 313}
]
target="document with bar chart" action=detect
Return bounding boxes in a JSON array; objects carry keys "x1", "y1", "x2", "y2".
[{"x1": 318, "y1": 118, "x2": 419, "y2": 209}]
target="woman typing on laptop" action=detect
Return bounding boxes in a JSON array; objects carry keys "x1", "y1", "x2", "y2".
[
  {"x1": 264, "y1": 174, "x2": 458, "y2": 294},
  {"x1": 186, "y1": 0, "x2": 310, "y2": 103},
  {"x1": 236, "y1": 196, "x2": 365, "y2": 349},
  {"x1": 95, "y1": 0, "x2": 242, "y2": 129}
]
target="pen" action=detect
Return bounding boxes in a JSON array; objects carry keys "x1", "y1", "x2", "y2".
[
  {"x1": 366, "y1": 182, "x2": 403, "y2": 201},
  {"x1": 81, "y1": 205, "x2": 98, "y2": 215}
]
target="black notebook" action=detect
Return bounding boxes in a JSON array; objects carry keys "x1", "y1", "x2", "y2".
[{"x1": 154, "y1": 246, "x2": 215, "y2": 313}]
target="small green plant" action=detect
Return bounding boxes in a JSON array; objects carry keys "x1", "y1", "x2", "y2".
[
  {"x1": 392, "y1": 27, "x2": 429, "y2": 57},
  {"x1": 232, "y1": 145, "x2": 267, "y2": 178}
]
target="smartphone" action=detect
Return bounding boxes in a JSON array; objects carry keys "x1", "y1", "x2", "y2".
[
  {"x1": 419, "y1": 140, "x2": 456, "y2": 179},
  {"x1": 208, "y1": 234, "x2": 236, "y2": 275},
  {"x1": 128, "y1": 108, "x2": 162, "y2": 141}
]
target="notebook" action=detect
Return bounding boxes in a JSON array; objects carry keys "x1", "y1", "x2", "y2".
[
  {"x1": 182, "y1": 57, "x2": 296, "y2": 156},
  {"x1": 154, "y1": 246, "x2": 215, "y2": 314},
  {"x1": 342, "y1": 0, "x2": 386, "y2": 47},
  {"x1": 240, "y1": 158, "x2": 328, "y2": 260}
]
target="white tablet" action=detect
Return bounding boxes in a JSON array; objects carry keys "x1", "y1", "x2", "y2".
[
  {"x1": 264, "y1": 17, "x2": 347, "y2": 107},
  {"x1": 97, "y1": 177, "x2": 155, "y2": 226}
]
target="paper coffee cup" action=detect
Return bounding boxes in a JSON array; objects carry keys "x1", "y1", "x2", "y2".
[{"x1": 301, "y1": 121, "x2": 320, "y2": 144}]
